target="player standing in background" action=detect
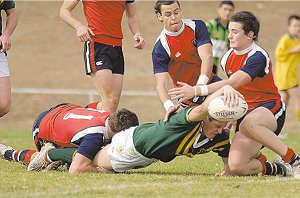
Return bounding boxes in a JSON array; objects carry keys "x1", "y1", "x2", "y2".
[
  {"x1": 169, "y1": 11, "x2": 300, "y2": 177},
  {"x1": 275, "y1": 15, "x2": 300, "y2": 122},
  {"x1": 152, "y1": 0, "x2": 219, "y2": 112},
  {"x1": 60, "y1": 0, "x2": 145, "y2": 113},
  {"x1": 0, "y1": 103, "x2": 138, "y2": 173},
  {"x1": 0, "y1": 0, "x2": 17, "y2": 117},
  {"x1": 206, "y1": 1, "x2": 235, "y2": 75}
]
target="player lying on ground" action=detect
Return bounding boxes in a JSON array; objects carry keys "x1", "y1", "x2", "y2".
[
  {"x1": 0, "y1": 103, "x2": 138, "y2": 173},
  {"x1": 3, "y1": 85, "x2": 295, "y2": 177}
]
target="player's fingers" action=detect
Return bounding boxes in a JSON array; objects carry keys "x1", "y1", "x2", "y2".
[
  {"x1": 88, "y1": 28, "x2": 95, "y2": 36},
  {"x1": 176, "y1": 81, "x2": 188, "y2": 87}
]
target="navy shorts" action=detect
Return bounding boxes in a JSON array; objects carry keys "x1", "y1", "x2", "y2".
[
  {"x1": 236, "y1": 100, "x2": 286, "y2": 139},
  {"x1": 84, "y1": 41, "x2": 124, "y2": 75}
]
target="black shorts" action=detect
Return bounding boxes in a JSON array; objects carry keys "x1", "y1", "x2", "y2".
[
  {"x1": 236, "y1": 100, "x2": 286, "y2": 141},
  {"x1": 84, "y1": 41, "x2": 124, "y2": 75}
]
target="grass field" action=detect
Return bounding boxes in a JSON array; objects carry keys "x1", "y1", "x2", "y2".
[{"x1": 1, "y1": 130, "x2": 300, "y2": 198}]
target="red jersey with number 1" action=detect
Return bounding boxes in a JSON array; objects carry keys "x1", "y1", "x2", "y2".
[{"x1": 36, "y1": 104, "x2": 110, "y2": 147}]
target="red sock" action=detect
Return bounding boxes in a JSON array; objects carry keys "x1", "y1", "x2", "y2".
[
  {"x1": 24, "y1": 150, "x2": 38, "y2": 165},
  {"x1": 85, "y1": 102, "x2": 99, "y2": 109},
  {"x1": 257, "y1": 153, "x2": 267, "y2": 174},
  {"x1": 283, "y1": 147, "x2": 295, "y2": 163}
]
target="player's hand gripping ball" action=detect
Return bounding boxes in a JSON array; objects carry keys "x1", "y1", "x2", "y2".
[{"x1": 208, "y1": 96, "x2": 248, "y2": 122}]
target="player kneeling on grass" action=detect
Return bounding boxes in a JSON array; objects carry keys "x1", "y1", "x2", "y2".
[
  {"x1": 1, "y1": 85, "x2": 242, "y2": 176},
  {"x1": 0, "y1": 103, "x2": 138, "y2": 173}
]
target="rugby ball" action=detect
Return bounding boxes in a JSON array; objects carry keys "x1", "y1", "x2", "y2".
[{"x1": 208, "y1": 96, "x2": 248, "y2": 122}]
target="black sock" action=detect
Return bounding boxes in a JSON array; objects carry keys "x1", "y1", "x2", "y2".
[{"x1": 264, "y1": 161, "x2": 285, "y2": 176}]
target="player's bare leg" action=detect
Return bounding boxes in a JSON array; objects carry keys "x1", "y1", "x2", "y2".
[
  {"x1": 91, "y1": 70, "x2": 123, "y2": 113},
  {"x1": 0, "y1": 77, "x2": 11, "y2": 117}
]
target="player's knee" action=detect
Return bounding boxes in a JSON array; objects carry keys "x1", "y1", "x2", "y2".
[
  {"x1": 0, "y1": 101, "x2": 10, "y2": 117},
  {"x1": 228, "y1": 159, "x2": 247, "y2": 175},
  {"x1": 238, "y1": 118, "x2": 256, "y2": 137}
]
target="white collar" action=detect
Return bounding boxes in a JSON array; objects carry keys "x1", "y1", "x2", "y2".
[
  {"x1": 234, "y1": 42, "x2": 255, "y2": 55},
  {"x1": 163, "y1": 20, "x2": 185, "y2": 36}
]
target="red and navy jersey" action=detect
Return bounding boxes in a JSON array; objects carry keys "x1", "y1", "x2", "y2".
[
  {"x1": 152, "y1": 19, "x2": 212, "y2": 87},
  {"x1": 220, "y1": 43, "x2": 281, "y2": 111},
  {"x1": 37, "y1": 104, "x2": 110, "y2": 149},
  {"x1": 83, "y1": 0, "x2": 134, "y2": 46}
]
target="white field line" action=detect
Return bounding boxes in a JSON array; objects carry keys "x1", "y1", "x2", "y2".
[
  {"x1": 10, "y1": 177, "x2": 297, "y2": 197},
  {"x1": 12, "y1": 88, "x2": 157, "y2": 103}
]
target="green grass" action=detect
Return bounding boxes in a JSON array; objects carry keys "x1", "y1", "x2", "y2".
[{"x1": 1, "y1": 130, "x2": 300, "y2": 198}]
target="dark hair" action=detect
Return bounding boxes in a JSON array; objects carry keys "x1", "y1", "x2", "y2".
[
  {"x1": 219, "y1": 1, "x2": 235, "y2": 8},
  {"x1": 288, "y1": 15, "x2": 300, "y2": 25},
  {"x1": 230, "y1": 11, "x2": 260, "y2": 41},
  {"x1": 154, "y1": 0, "x2": 180, "y2": 14},
  {"x1": 108, "y1": 108, "x2": 139, "y2": 133}
]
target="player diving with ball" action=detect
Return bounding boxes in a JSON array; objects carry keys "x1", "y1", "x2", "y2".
[{"x1": 3, "y1": 85, "x2": 246, "y2": 176}]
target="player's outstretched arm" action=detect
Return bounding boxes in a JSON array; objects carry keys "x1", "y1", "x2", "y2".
[{"x1": 188, "y1": 85, "x2": 241, "y2": 122}]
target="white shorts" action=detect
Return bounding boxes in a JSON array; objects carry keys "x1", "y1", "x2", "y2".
[
  {"x1": 0, "y1": 52, "x2": 9, "y2": 77},
  {"x1": 108, "y1": 127, "x2": 157, "y2": 173}
]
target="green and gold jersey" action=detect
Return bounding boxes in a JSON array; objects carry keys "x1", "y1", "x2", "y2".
[
  {"x1": 206, "y1": 18, "x2": 230, "y2": 67},
  {"x1": 133, "y1": 107, "x2": 230, "y2": 162}
]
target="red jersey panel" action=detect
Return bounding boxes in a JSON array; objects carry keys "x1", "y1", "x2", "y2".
[
  {"x1": 221, "y1": 43, "x2": 281, "y2": 111},
  {"x1": 83, "y1": 0, "x2": 127, "y2": 46},
  {"x1": 37, "y1": 104, "x2": 110, "y2": 147}
]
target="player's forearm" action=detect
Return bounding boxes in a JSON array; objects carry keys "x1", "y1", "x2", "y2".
[
  {"x1": 3, "y1": 9, "x2": 17, "y2": 37},
  {"x1": 127, "y1": 15, "x2": 142, "y2": 36},
  {"x1": 200, "y1": 55, "x2": 213, "y2": 79},
  {"x1": 198, "y1": 44, "x2": 214, "y2": 79},
  {"x1": 157, "y1": 85, "x2": 175, "y2": 111}
]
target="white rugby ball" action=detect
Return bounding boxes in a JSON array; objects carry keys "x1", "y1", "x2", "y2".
[{"x1": 208, "y1": 95, "x2": 248, "y2": 122}]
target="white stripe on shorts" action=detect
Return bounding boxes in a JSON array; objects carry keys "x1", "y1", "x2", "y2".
[
  {"x1": 85, "y1": 41, "x2": 91, "y2": 74},
  {"x1": 274, "y1": 102, "x2": 286, "y2": 120}
]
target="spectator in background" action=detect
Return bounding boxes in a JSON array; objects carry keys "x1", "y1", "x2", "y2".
[
  {"x1": 0, "y1": 0, "x2": 17, "y2": 117},
  {"x1": 60, "y1": 0, "x2": 145, "y2": 113},
  {"x1": 206, "y1": 1, "x2": 235, "y2": 75},
  {"x1": 275, "y1": 15, "x2": 300, "y2": 122}
]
